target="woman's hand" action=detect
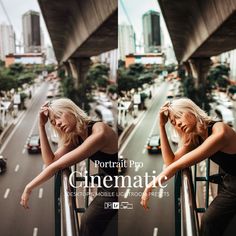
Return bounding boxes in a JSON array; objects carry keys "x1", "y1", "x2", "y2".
[
  {"x1": 20, "y1": 187, "x2": 32, "y2": 209},
  {"x1": 39, "y1": 102, "x2": 50, "y2": 126},
  {"x1": 159, "y1": 102, "x2": 170, "y2": 126},
  {"x1": 140, "y1": 182, "x2": 156, "y2": 210}
]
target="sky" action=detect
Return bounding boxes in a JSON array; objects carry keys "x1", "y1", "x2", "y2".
[
  {"x1": 119, "y1": 0, "x2": 172, "y2": 47},
  {"x1": 0, "y1": 0, "x2": 51, "y2": 49}
]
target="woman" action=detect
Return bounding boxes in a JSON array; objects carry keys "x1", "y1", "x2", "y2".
[
  {"x1": 21, "y1": 98, "x2": 118, "y2": 236},
  {"x1": 140, "y1": 98, "x2": 236, "y2": 236}
]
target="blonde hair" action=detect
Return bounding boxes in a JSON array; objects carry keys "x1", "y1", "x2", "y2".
[
  {"x1": 49, "y1": 98, "x2": 92, "y2": 147},
  {"x1": 167, "y1": 98, "x2": 213, "y2": 147}
]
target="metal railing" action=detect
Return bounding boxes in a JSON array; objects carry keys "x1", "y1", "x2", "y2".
[
  {"x1": 175, "y1": 168, "x2": 200, "y2": 236},
  {"x1": 54, "y1": 169, "x2": 79, "y2": 236},
  {"x1": 181, "y1": 168, "x2": 200, "y2": 236}
]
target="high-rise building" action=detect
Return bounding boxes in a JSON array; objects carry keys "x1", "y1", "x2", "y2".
[
  {"x1": 142, "y1": 10, "x2": 161, "y2": 53},
  {"x1": 22, "y1": 10, "x2": 41, "y2": 53},
  {"x1": 0, "y1": 23, "x2": 15, "y2": 60},
  {"x1": 118, "y1": 24, "x2": 136, "y2": 60}
]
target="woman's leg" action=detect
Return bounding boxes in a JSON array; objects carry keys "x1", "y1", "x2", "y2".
[
  {"x1": 80, "y1": 190, "x2": 118, "y2": 236},
  {"x1": 200, "y1": 175, "x2": 236, "y2": 236}
]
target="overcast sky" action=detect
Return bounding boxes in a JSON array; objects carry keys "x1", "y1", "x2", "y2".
[
  {"x1": 119, "y1": 0, "x2": 171, "y2": 46},
  {"x1": 0, "y1": 0, "x2": 51, "y2": 47}
]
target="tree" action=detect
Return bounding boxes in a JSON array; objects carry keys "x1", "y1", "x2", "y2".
[
  {"x1": 0, "y1": 70, "x2": 18, "y2": 91},
  {"x1": 17, "y1": 73, "x2": 35, "y2": 87},
  {"x1": 207, "y1": 64, "x2": 230, "y2": 90}
]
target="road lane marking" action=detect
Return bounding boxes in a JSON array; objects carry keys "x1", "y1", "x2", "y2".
[
  {"x1": 153, "y1": 227, "x2": 158, "y2": 236},
  {"x1": 142, "y1": 149, "x2": 146, "y2": 154},
  {"x1": 4, "y1": 188, "x2": 10, "y2": 199},
  {"x1": 28, "y1": 115, "x2": 39, "y2": 137},
  {"x1": 22, "y1": 148, "x2": 26, "y2": 154},
  {"x1": 124, "y1": 188, "x2": 130, "y2": 198},
  {"x1": 33, "y1": 227, "x2": 38, "y2": 236},
  {"x1": 158, "y1": 188, "x2": 164, "y2": 198},
  {"x1": 38, "y1": 188, "x2": 43, "y2": 198},
  {"x1": 14, "y1": 164, "x2": 20, "y2": 172},
  {"x1": 135, "y1": 165, "x2": 140, "y2": 172}
]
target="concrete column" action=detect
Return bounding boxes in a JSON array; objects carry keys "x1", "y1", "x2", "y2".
[
  {"x1": 63, "y1": 61, "x2": 71, "y2": 77},
  {"x1": 189, "y1": 57, "x2": 212, "y2": 89},
  {"x1": 68, "y1": 57, "x2": 92, "y2": 88}
]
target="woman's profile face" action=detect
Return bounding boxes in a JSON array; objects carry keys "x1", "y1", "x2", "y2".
[
  {"x1": 169, "y1": 111, "x2": 197, "y2": 134},
  {"x1": 49, "y1": 110, "x2": 77, "y2": 133}
]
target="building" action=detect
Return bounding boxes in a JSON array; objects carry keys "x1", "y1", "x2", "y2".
[
  {"x1": 125, "y1": 53, "x2": 165, "y2": 68},
  {"x1": 92, "y1": 49, "x2": 118, "y2": 82},
  {"x1": 220, "y1": 50, "x2": 236, "y2": 81},
  {"x1": 142, "y1": 10, "x2": 161, "y2": 53},
  {"x1": 0, "y1": 23, "x2": 15, "y2": 61},
  {"x1": 5, "y1": 53, "x2": 45, "y2": 67},
  {"x1": 22, "y1": 10, "x2": 41, "y2": 53},
  {"x1": 45, "y1": 45, "x2": 57, "y2": 64},
  {"x1": 118, "y1": 24, "x2": 136, "y2": 60}
]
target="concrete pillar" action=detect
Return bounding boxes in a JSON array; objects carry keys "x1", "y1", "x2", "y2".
[
  {"x1": 63, "y1": 61, "x2": 71, "y2": 77},
  {"x1": 69, "y1": 57, "x2": 92, "y2": 88},
  {"x1": 189, "y1": 57, "x2": 212, "y2": 89}
]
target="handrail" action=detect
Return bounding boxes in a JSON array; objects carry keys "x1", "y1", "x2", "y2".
[
  {"x1": 55, "y1": 168, "x2": 79, "y2": 236},
  {"x1": 181, "y1": 168, "x2": 200, "y2": 236}
]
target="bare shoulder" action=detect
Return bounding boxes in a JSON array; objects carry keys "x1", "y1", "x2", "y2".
[
  {"x1": 212, "y1": 122, "x2": 235, "y2": 140},
  {"x1": 91, "y1": 122, "x2": 118, "y2": 139},
  {"x1": 91, "y1": 122, "x2": 118, "y2": 152}
]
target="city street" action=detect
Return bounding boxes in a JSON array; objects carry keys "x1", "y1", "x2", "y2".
[
  {"x1": 0, "y1": 81, "x2": 55, "y2": 236},
  {"x1": 119, "y1": 82, "x2": 177, "y2": 236}
]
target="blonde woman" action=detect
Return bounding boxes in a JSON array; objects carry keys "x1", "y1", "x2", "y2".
[
  {"x1": 21, "y1": 98, "x2": 118, "y2": 236},
  {"x1": 140, "y1": 98, "x2": 236, "y2": 236}
]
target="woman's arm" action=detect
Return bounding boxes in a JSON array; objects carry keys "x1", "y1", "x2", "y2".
[
  {"x1": 21, "y1": 123, "x2": 110, "y2": 208},
  {"x1": 141, "y1": 124, "x2": 227, "y2": 209}
]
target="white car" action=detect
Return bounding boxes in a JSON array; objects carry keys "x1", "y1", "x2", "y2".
[
  {"x1": 97, "y1": 97, "x2": 113, "y2": 108},
  {"x1": 217, "y1": 98, "x2": 233, "y2": 109}
]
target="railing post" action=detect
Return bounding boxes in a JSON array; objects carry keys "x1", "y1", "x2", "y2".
[
  {"x1": 85, "y1": 159, "x2": 90, "y2": 208},
  {"x1": 175, "y1": 171, "x2": 181, "y2": 236},
  {"x1": 54, "y1": 171, "x2": 61, "y2": 236}
]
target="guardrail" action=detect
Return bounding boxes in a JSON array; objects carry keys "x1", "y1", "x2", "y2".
[
  {"x1": 175, "y1": 168, "x2": 200, "y2": 236},
  {"x1": 181, "y1": 168, "x2": 200, "y2": 236},
  {"x1": 55, "y1": 169, "x2": 79, "y2": 236}
]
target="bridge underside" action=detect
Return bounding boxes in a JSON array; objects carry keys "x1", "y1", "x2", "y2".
[
  {"x1": 38, "y1": 0, "x2": 117, "y2": 63},
  {"x1": 158, "y1": 0, "x2": 236, "y2": 62}
]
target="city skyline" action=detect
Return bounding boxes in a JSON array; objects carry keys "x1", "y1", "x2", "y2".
[
  {"x1": 0, "y1": 0, "x2": 51, "y2": 49},
  {"x1": 119, "y1": 0, "x2": 172, "y2": 49}
]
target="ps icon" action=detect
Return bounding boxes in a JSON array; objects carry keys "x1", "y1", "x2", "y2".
[
  {"x1": 112, "y1": 202, "x2": 120, "y2": 209},
  {"x1": 104, "y1": 202, "x2": 113, "y2": 209}
]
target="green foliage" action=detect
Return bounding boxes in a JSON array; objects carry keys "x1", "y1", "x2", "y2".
[
  {"x1": 17, "y1": 73, "x2": 35, "y2": 87},
  {"x1": 0, "y1": 70, "x2": 18, "y2": 91},
  {"x1": 207, "y1": 64, "x2": 230, "y2": 89},
  {"x1": 127, "y1": 63, "x2": 144, "y2": 76},
  {"x1": 118, "y1": 60, "x2": 125, "y2": 68},
  {"x1": 8, "y1": 63, "x2": 24, "y2": 76},
  {"x1": 228, "y1": 85, "x2": 236, "y2": 94},
  {"x1": 107, "y1": 84, "x2": 117, "y2": 94},
  {"x1": 0, "y1": 60, "x2": 5, "y2": 68},
  {"x1": 61, "y1": 76, "x2": 92, "y2": 112},
  {"x1": 86, "y1": 63, "x2": 109, "y2": 89}
]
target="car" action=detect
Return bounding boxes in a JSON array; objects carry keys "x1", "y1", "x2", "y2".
[
  {"x1": 146, "y1": 134, "x2": 161, "y2": 153},
  {"x1": 217, "y1": 98, "x2": 233, "y2": 109},
  {"x1": 97, "y1": 97, "x2": 113, "y2": 108},
  {"x1": 170, "y1": 129, "x2": 179, "y2": 145},
  {"x1": 94, "y1": 105, "x2": 114, "y2": 126},
  {"x1": 0, "y1": 155, "x2": 7, "y2": 174},
  {"x1": 27, "y1": 134, "x2": 41, "y2": 154},
  {"x1": 215, "y1": 105, "x2": 234, "y2": 127}
]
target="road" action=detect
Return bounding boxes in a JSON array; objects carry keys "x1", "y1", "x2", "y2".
[
  {"x1": 0, "y1": 81, "x2": 56, "y2": 236},
  {"x1": 119, "y1": 82, "x2": 177, "y2": 236}
]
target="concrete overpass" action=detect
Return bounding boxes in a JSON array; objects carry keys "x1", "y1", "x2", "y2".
[
  {"x1": 158, "y1": 0, "x2": 236, "y2": 85},
  {"x1": 38, "y1": 0, "x2": 117, "y2": 82}
]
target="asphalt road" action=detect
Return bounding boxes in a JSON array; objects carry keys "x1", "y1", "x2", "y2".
[
  {"x1": 119, "y1": 82, "x2": 178, "y2": 236},
  {"x1": 0, "y1": 81, "x2": 56, "y2": 236}
]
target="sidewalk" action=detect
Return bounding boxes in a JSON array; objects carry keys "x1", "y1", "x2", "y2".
[{"x1": 0, "y1": 82, "x2": 42, "y2": 149}]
